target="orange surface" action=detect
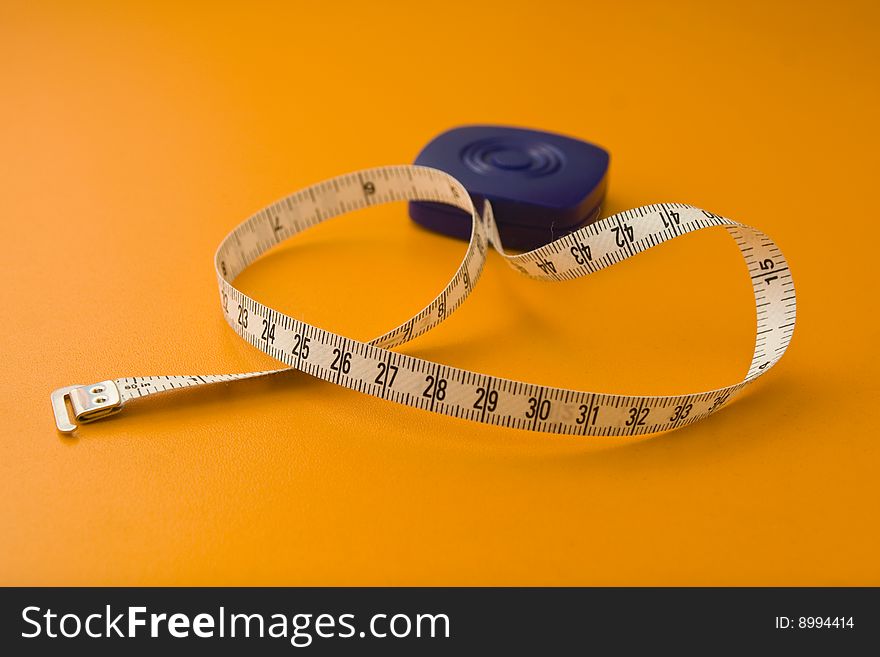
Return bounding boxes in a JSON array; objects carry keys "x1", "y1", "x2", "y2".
[{"x1": 1, "y1": 0, "x2": 878, "y2": 585}]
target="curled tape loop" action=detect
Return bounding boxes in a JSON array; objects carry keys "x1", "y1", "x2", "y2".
[{"x1": 55, "y1": 165, "x2": 795, "y2": 436}]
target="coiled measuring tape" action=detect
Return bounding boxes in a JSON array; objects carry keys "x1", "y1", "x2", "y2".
[{"x1": 50, "y1": 165, "x2": 795, "y2": 436}]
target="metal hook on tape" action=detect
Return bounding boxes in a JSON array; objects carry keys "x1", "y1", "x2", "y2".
[{"x1": 51, "y1": 381, "x2": 123, "y2": 433}]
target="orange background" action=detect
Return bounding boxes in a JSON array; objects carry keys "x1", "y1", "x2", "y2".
[{"x1": 1, "y1": 0, "x2": 878, "y2": 585}]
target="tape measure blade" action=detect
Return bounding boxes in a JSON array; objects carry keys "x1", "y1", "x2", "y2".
[{"x1": 54, "y1": 166, "x2": 795, "y2": 436}]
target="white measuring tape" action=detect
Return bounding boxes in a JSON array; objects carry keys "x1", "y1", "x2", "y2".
[{"x1": 51, "y1": 165, "x2": 795, "y2": 436}]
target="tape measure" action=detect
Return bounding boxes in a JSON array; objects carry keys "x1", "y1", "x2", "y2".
[{"x1": 50, "y1": 164, "x2": 795, "y2": 437}]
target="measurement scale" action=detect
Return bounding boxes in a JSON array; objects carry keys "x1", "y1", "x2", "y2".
[{"x1": 50, "y1": 132, "x2": 795, "y2": 437}]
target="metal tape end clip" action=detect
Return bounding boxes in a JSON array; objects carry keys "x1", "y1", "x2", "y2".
[{"x1": 51, "y1": 381, "x2": 123, "y2": 433}]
